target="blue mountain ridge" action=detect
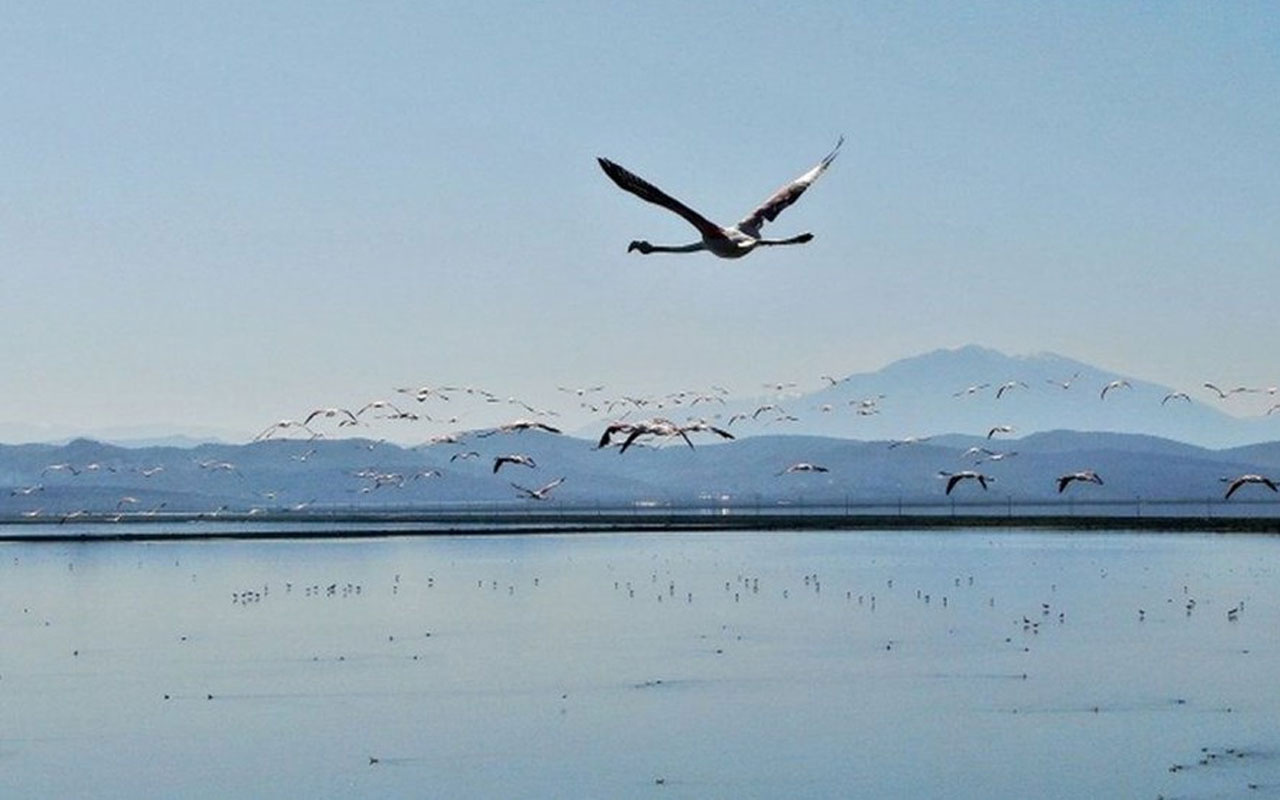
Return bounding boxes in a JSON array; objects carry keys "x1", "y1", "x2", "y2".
[{"x1": 2, "y1": 430, "x2": 1278, "y2": 516}]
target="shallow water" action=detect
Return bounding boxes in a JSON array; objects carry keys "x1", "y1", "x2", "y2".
[{"x1": 0, "y1": 529, "x2": 1277, "y2": 798}]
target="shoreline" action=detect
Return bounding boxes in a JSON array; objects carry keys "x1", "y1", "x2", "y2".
[{"x1": 1, "y1": 511, "x2": 1278, "y2": 542}]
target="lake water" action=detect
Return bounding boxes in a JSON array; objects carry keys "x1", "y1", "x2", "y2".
[{"x1": 0, "y1": 529, "x2": 1277, "y2": 798}]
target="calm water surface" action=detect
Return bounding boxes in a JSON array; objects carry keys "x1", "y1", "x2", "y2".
[{"x1": 0, "y1": 529, "x2": 1277, "y2": 798}]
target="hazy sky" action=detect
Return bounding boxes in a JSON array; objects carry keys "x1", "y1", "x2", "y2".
[{"x1": 3, "y1": 3, "x2": 1277, "y2": 441}]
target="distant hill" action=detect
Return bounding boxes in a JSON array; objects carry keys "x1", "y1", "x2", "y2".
[
  {"x1": 3, "y1": 429, "x2": 1279, "y2": 518},
  {"x1": 705, "y1": 345, "x2": 1273, "y2": 449}
]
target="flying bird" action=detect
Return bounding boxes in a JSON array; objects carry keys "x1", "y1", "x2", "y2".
[
  {"x1": 1202, "y1": 382, "x2": 1257, "y2": 400},
  {"x1": 888, "y1": 435, "x2": 931, "y2": 449},
  {"x1": 493, "y1": 454, "x2": 537, "y2": 473},
  {"x1": 618, "y1": 419, "x2": 692, "y2": 453},
  {"x1": 1100, "y1": 380, "x2": 1131, "y2": 399},
  {"x1": 477, "y1": 419, "x2": 563, "y2": 437},
  {"x1": 1046, "y1": 372, "x2": 1081, "y2": 390},
  {"x1": 1221, "y1": 474, "x2": 1279, "y2": 499},
  {"x1": 986, "y1": 425, "x2": 1014, "y2": 439},
  {"x1": 677, "y1": 420, "x2": 735, "y2": 442},
  {"x1": 254, "y1": 419, "x2": 315, "y2": 442},
  {"x1": 597, "y1": 137, "x2": 842, "y2": 259},
  {"x1": 938, "y1": 471, "x2": 994, "y2": 495},
  {"x1": 778, "y1": 463, "x2": 829, "y2": 475},
  {"x1": 396, "y1": 385, "x2": 452, "y2": 403},
  {"x1": 1057, "y1": 470, "x2": 1104, "y2": 493},
  {"x1": 303, "y1": 407, "x2": 359, "y2": 427},
  {"x1": 356, "y1": 399, "x2": 407, "y2": 418},
  {"x1": 995, "y1": 381, "x2": 1029, "y2": 399},
  {"x1": 964, "y1": 447, "x2": 1016, "y2": 464},
  {"x1": 1161, "y1": 392, "x2": 1191, "y2": 405},
  {"x1": 953, "y1": 383, "x2": 990, "y2": 398},
  {"x1": 512, "y1": 477, "x2": 566, "y2": 501}
]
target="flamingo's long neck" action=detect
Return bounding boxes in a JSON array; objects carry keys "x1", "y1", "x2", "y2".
[
  {"x1": 756, "y1": 232, "x2": 814, "y2": 247},
  {"x1": 632, "y1": 241, "x2": 705, "y2": 254}
]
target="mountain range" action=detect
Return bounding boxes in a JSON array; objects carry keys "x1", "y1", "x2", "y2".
[
  {"x1": 5, "y1": 345, "x2": 1274, "y2": 450},
  {"x1": 2, "y1": 428, "x2": 1278, "y2": 518},
  {"x1": 700, "y1": 345, "x2": 1275, "y2": 450},
  {"x1": 3, "y1": 345, "x2": 1278, "y2": 517}
]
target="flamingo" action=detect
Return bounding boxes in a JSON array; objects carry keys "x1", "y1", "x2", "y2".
[
  {"x1": 618, "y1": 419, "x2": 692, "y2": 453},
  {"x1": 512, "y1": 477, "x2": 566, "y2": 501},
  {"x1": 598, "y1": 137, "x2": 842, "y2": 258},
  {"x1": 395, "y1": 385, "x2": 451, "y2": 403},
  {"x1": 356, "y1": 399, "x2": 406, "y2": 418},
  {"x1": 995, "y1": 381, "x2": 1029, "y2": 399},
  {"x1": 1046, "y1": 372, "x2": 1080, "y2": 390},
  {"x1": 938, "y1": 471, "x2": 994, "y2": 495},
  {"x1": 1057, "y1": 470, "x2": 1104, "y2": 493},
  {"x1": 303, "y1": 407, "x2": 358, "y2": 427},
  {"x1": 888, "y1": 435, "x2": 931, "y2": 449},
  {"x1": 953, "y1": 383, "x2": 990, "y2": 397},
  {"x1": 477, "y1": 419, "x2": 562, "y2": 437},
  {"x1": 1221, "y1": 474, "x2": 1278, "y2": 499},
  {"x1": 1202, "y1": 382, "x2": 1256, "y2": 399},
  {"x1": 1100, "y1": 380, "x2": 1131, "y2": 399},
  {"x1": 677, "y1": 420, "x2": 735, "y2": 443},
  {"x1": 493, "y1": 454, "x2": 537, "y2": 473},
  {"x1": 779, "y1": 463, "x2": 829, "y2": 475},
  {"x1": 254, "y1": 419, "x2": 315, "y2": 442}
]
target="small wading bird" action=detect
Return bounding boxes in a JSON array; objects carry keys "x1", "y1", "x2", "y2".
[
  {"x1": 1057, "y1": 470, "x2": 1104, "y2": 493},
  {"x1": 597, "y1": 137, "x2": 842, "y2": 258},
  {"x1": 512, "y1": 477, "x2": 565, "y2": 501},
  {"x1": 1221, "y1": 474, "x2": 1279, "y2": 499},
  {"x1": 938, "y1": 470, "x2": 994, "y2": 495}
]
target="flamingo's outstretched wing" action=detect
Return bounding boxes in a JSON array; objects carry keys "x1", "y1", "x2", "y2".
[
  {"x1": 598, "y1": 158, "x2": 723, "y2": 241},
  {"x1": 736, "y1": 136, "x2": 842, "y2": 238}
]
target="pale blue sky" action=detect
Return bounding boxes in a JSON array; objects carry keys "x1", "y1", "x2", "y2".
[{"x1": 3, "y1": 2, "x2": 1277, "y2": 441}]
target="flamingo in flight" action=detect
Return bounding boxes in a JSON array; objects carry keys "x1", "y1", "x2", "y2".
[
  {"x1": 1100, "y1": 380, "x2": 1131, "y2": 400},
  {"x1": 1057, "y1": 470, "x2": 1104, "y2": 493},
  {"x1": 597, "y1": 137, "x2": 842, "y2": 258},
  {"x1": 512, "y1": 477, "x2": 566, "y2": 501},
  {"x1": 1221, "y1": 474, "x2": 1278, "y2": 499},
  {"x1": 938, "y1": 471, "x2": 994, "y2": 495},
  {"x1": 779, "y1": 463, "x2": 829, "y2": 475}
]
